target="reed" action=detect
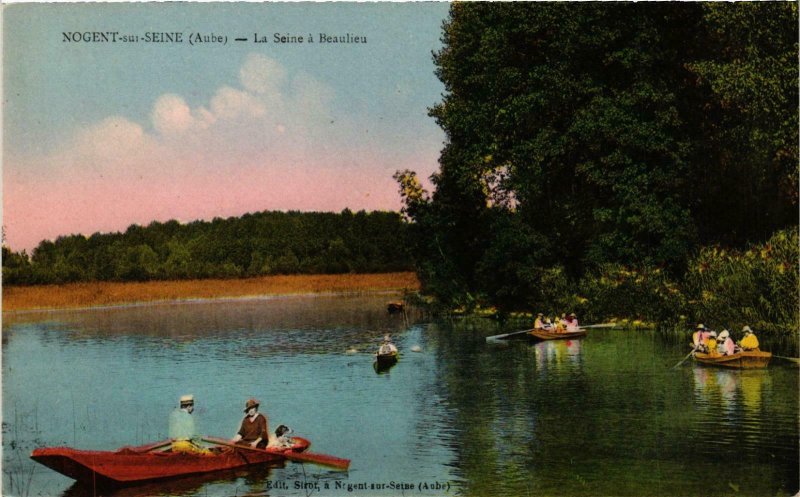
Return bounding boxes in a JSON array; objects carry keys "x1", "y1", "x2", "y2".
[{"x1": 3, "y1": 272, "x2": 420, "y2": 312}]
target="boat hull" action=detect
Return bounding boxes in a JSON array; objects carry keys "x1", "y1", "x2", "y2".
[
  {"x1": 528, "y1": 329, "x2": 587, "y2": 341},
  {"x1": 693, "y1": 350, "x2": 772, "y2": 369},
  {"x1": 375, "y1": 351, "x2": 398, "y2": 368},
  {"x1": 31, "y1": 438, "x2": 310, "y2": 487}
]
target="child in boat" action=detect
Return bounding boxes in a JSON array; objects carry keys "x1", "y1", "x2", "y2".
[
  {"x1": 705, "y1": 331, "x2": 719, "y2": 356},
  {"x1": 739, "y1": 326, "x2": 760, "y2": 351}
]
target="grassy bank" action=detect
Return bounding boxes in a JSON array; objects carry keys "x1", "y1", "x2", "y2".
[{"x1": 2, "y1": 272, "x2": 420, "y2": 312}]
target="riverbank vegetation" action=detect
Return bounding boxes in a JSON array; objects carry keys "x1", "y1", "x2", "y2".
[
  {"x1": 3, "y1": 272, "x2": 420, "y2": 312},
  {"x1": 396, "y1": 3, "x2": 799, "y2": 334},
  {"x1": 2, "y1": 210, "x2": 411, "y2": 285}
]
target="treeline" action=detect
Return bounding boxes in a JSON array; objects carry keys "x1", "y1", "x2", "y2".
[
  {"x1": 2, "y1": 210, "x2": 412, "y2": 285},
  {"x1": 397, "y1": 3, "x2": 799, "y2": 332}
]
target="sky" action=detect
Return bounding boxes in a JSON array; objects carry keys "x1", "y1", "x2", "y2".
[{"x1": 3, "y1": 3, "x2": 450, "y2": 251}]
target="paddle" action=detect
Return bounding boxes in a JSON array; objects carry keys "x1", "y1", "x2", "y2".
[
  {"x1": 772, "y1": 355, "x2": 800, "y2": 365},
  {"x1": 120, "y1": 439, "x2": 173, "y2": 453},
  {"x1": 485, "y1": 328, "x2": 535, "y2": 342},
  {"x1": 672, "y1": 346, "x2": 698, "y2": 369},
  {"x1": 202, "y1": 436, "x2": 350, "y2": 471}
]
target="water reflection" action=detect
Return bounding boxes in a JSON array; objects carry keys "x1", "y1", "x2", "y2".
[{"x1": 531, "y1": 339, "x2": 583, "y2": 375}]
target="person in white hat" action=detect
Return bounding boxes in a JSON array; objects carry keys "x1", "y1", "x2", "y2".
[
  {"x1": 534, "y1": 313, "x2": 545, "y2": 330},
  {"x1": 739, "y1": 326, "x2": 760, "y2": 351},
  {"x1": 717, "y1": 330, "x2": 735, "y2": 356},
  {"x1": 169, "y1": 395, "x2": 209, "y2": 454},
  {"x1": 379, "y1": 335, "x2": 398, "y2": 355},
  {"x1": 231, "y1": 398, "x2": 269, "y2": 449}
]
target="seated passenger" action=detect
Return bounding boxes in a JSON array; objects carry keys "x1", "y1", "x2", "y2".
[
  {"x1": 379, "y1": 335, "x2": 398, "y2": 355},
  {"x1": 169, "y1": 395, "x2": 210, "y2": 454},
  {"x1": 534, "y1": 313, "x2": 544, "y2": 329},
  {"x1": 705, "y1": 331, "x2": 719, "y2": 356},
  {"x1": 717, "y1": 329, "x2": 736, "y2": 356},
  {"x1": 692, "y1": 324, "x2": 706, "y2": 349},
  {"x1": 542, "y1": 317, "x2": 554, "y2": 330},
  {"x1": 739, "y1": 326, "x2": 760, "y2": 351},
  {"x1": 565, "y1": 313, "x2": 580, "y2": 332}
]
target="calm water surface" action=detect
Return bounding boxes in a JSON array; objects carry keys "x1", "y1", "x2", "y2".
[{"x1": 3, "y1": 294, "x2": 798, "y2": 497}]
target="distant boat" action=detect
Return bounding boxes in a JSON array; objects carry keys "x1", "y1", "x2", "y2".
[
  {"x1": 374, "y1": 349, "x2": 399, "y2": 369},
  {"x1": 387, "y1": 302, "x2": 404, "y2": 314},
  {"x1": 528, "y1": 329, "x2": 587, "y2": 341},
  {"x1": 693, "y1": 350, "x2": 771, "y2": 369}
]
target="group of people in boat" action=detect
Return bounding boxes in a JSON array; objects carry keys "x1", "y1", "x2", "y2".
[
  {"x1": 168, "y1": 395, "x2": 290, "y2": 454},
  {"x1": 533, "y1": 312, "x2": 580, "y2": 332},
  {"x1": 692, "y1": 324, "x2": 760, "y2": 356}
]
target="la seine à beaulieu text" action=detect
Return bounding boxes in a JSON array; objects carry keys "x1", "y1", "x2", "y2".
[{"x1": 254, "y1": 33, "x2": 367, "y2": 43}]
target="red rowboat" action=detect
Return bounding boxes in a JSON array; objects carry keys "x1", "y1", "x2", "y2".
[
  {"x1": 528, "y1": 329, "x2": 587, "y2": 341},
  {"x1": 30, "y1": 437, "x2": 310, "y2": 487}
]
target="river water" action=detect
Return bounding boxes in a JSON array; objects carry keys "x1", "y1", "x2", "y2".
[{"x1": 3, "y1": 293, "x2": 798, "y2": 497}]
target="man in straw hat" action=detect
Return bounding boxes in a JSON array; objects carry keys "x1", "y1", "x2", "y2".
[
  {"x1": 169, "y1": 394, "x2": 210, "y2": 454},
  {"x1": 231, "y1": 398, "x2": 269, "y2": 449}
]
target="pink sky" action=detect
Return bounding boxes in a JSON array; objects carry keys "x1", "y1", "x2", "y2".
[{"x1": 4, "y1": 54, "x2": 441, "y2": 252}]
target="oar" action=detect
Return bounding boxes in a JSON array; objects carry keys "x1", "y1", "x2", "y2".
[
  {"x1": 582, "y1": 323, "x2": 618, "y2": 329},
  {"x1": 485, "y1": 328, "x2": 535, "y2": 342},
  {"x1": 120, "y1": 439, "x2": 172, "y2": 453},
  {"x1": 672, "y1": 347, "x2": 698, "y2": 369},
  {"x1": 772, "y1": 355, "x2": 800, "y2": 365},
  {"x1": 202, "y1": 436, "x2": 350, "y2": 471}
]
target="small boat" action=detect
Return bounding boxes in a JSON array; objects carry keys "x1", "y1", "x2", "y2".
[
  {"x1": 693, "y1": 350, "x2": 772, "y2": 369},
  {"x1": 374, "y1": 350, "x2": 399, "y2": 369},
  {"x1": 387, "y1": 302, "x2": 405, "y2": 313},
  {"x1": 30, "y1": 437, "x2": 310, "y2": 488},
  {"x1": 528, "y1": 328, "x2": 587, "y2": 341}
]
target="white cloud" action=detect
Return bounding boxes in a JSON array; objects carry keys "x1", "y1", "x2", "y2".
[
  {"x1": 239, "y1": 53, "x2": 287, "y2": 95},
  {"x1": 209, "y1": 86, "x2": 266, "y2": 121},
  {"x1": 152, "y1": 94, "x2": 195, "y2": 134}
]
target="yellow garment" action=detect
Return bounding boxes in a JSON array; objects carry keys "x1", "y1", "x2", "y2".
[
  {"x1": 171, "y1": 440, "x2": 212, "y2": 455},
  {"x1": 740, "y1": 334, "x2": 759, "y2": 350},
  {"x1": 706, "y1": 338, "x2": 718, "y2": 356},
  {"x1": 534, "y1": 318, "x2": 544, "y2": 329}
]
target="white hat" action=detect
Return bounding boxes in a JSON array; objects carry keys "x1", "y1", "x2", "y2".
[
  {"x1": 179, "y1": 394, "x2": 194, "y2": 405},
  {"x1": 742, "y1": 325, "x2": 753, "y2": 334},
  {"x1": 383, "y1": 335, "x2": 391, "y2": 342},
  {"x1": 718, "y1": 330, "x2": 730, "y2": 340},
  {"x1": 709, "y1": 331, "x2": 717, "y2": 338}
]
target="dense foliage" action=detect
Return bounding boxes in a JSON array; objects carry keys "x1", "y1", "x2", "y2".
[
  {"x1": 2, "y1": 210, "x2": 412, "y2": 285},
  {"x1": 398, "y1": 3, "x2": 798, "y2": 331}
]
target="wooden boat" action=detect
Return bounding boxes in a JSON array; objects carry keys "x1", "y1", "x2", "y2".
[
  {"x1": 693, "y1": 350, "x2": 772, "y2": 369},
  {"x1": 387, "y1": 302, "x2": 404, "y2": 313},
  {"x1": 375, "y1": 350, "x2": 399, "y2": 368},
  {"x1": 528, "y1": 328, "x2": 587, "y2": 341},
  {"x1": 30, "y1": 437, "x2": 310, "y2": 488}
]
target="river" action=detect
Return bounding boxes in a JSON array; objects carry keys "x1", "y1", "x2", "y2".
[{"x1": 3, "y1": 293, "x2": 798, "y2": 496}]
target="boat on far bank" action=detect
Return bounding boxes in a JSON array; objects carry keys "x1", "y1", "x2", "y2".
[
  {"x1": 528, "y1": 329, "x2": 587, "y2": 341},
  {"x1": 693, "y1": 350, "x2": 772, "y2": 369}
]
